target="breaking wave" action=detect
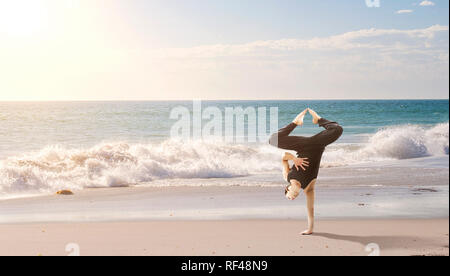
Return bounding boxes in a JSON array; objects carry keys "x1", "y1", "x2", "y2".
[
  {"x1": 0, "y1": 140, "x2": 280, "y2": 196},
  {"x1": 322, "y1": 122, "x2": 449, "y2": 167},
  {"x1": 0, "y1": 122, "x2": 448, "y2": 197}
]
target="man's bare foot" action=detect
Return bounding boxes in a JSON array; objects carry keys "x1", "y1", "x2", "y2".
[
  {"x1": 308, "y1": 108, "x2": 322, "y2": 125},
  {"x1": 301, "y1": 229, "x2": 314, "y2": 235},
  {"x1": 293, "y1": 109, "x2": 308, "y2": 126}
]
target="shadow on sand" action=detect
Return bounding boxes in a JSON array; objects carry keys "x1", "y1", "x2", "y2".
[{"x1": 314, "y1": 232, "x2": 439, "y2": 251}]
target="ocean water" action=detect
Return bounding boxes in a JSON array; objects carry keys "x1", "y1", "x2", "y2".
[{"x1": 0, "y1": 100, "x2": 448, "y2": 198}]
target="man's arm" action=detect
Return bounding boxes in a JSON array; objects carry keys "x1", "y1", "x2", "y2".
[
  {"x1": 281, "y1": 153, "x2": 292, "y2": 181},
  {"x1": 302, "y1": 180, "x2": 316, "y2": 235}
]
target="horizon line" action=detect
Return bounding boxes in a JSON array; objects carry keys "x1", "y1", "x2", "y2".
[{"x1": 0, "y1": 98, "x2": 449, "y2": 102}]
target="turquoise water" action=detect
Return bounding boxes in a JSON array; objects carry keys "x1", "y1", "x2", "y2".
[
  {"x1": 0, "y1": 100, "x2": 448, "y2": 156},
  {"x1": 0, "y1": 100, "x2": 448, "y2": 198}
]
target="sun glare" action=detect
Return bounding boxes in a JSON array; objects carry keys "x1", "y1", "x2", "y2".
[{"x1": 0, "y1": 0, "x2": 50, "y2": 36}]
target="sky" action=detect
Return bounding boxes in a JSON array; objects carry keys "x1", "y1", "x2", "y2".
[{"x1": 0, "y1": 0, "x2": 448, "y2": 101}]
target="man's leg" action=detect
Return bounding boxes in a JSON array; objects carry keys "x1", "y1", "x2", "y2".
[
  {"x1": 307, "y1": 108, "x2": 344, "y2": 147},
  {"x1": 269, "y1": 109, "x2": 310, "y2": 151},
  {"x1": 269, "y1": 123, "x2": 311, "y2": 151},
  {"x1": 308, "y1": 118, "x2": 344, "y2": 147}
]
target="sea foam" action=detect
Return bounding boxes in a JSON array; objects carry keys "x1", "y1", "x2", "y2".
[
  {"x1": 0, "y1": 140, "x2": 280, "y2": 196},
  {"x1": 322, "y1": 122, "x2": 449, "y2": 167},
  {"x1": 0, "y1": 122, "x2": 448, "y2": 197}
]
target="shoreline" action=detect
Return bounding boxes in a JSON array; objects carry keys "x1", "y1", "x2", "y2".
[{"x1": 0, "y1": 183, "x2": 448, "y2": 224}]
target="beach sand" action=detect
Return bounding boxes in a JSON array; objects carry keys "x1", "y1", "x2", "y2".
[
  {"x1": 0, "y1": 161, "x2": 448, "y2": 256},
  {"x1": 0, "y1": 219, "x2": 448, "y2": 256}
]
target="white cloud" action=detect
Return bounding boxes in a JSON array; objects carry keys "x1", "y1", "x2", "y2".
[
  {"x1": 419, "y1": 1, "x2": 435, "y2": 6},
  {"x1": 148, "y1": 25, "x2": 449, "y2": 58},
  {"x1": 396, "y1": 9, "x2": 414, "y2": 14},
  {"x1": 1, "y1": 25, "x2": 448, "y2": 99},
  {"x1": 132, "y1": 25, "x2": 448, "y2": 99}
]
